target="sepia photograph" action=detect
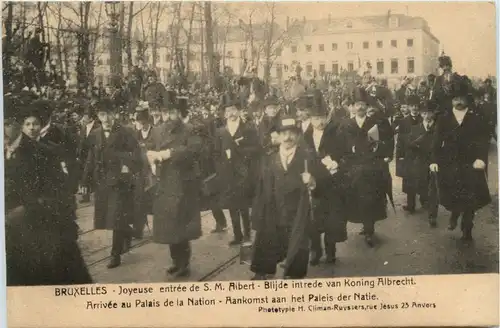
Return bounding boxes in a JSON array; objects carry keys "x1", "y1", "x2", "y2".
[{"x1": 2, "y1": 0, "x2": 498, "y2": 292}]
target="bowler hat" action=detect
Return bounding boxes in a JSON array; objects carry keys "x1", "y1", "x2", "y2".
[
  {"x1": 176, "y1": 96, "x2": 189, "y2": 118},
  {"x1": 277, "y1": 115, "x2": 300, "y2": 133},
  {"x1": 406, "y1": 95, "x2": 421, "y2": 106}
]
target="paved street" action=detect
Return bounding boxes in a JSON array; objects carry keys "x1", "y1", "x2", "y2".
[{"x1": 77, "y1": 142, "x2": 499, "y2": 283}]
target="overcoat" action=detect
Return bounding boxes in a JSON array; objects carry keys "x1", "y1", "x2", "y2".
[
  {"x1": 213, "y1": 120, "x2": 260, "y2": 209},
  {"x1": 302, "y1": 122, "x2": 347, "y2": 243},
  {"x1": 403, "y1": 122, "x2": 436, "y2": 196},
  {"x1": 82, "y1": 124, "x2": 142, "y2": 230},
  {"x1": 250, "y1": 145, "x2": 315, "y2": 277},
  {"x1": 5, "y1": 133, "x2": 91, "y2": 286},
  {"x1": 340, "y1": 116, "x2": 394, "y2": 224},
  {"x1": 133, "y1": 125, "x2": 155, "y2": 225},
  {"x1": 395, "y1": 115, "x2": 423, "y2": 179},
  {"x1": 430, "y1": 109, "x2": 491, "y2": 212},
  {"x1": 150, "y1": 120, "x2": 203, "y2": 244}
]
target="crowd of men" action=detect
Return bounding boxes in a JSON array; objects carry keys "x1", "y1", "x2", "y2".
[{"x1": 4, "y1": 52, "x2": 497, "y2": 285}]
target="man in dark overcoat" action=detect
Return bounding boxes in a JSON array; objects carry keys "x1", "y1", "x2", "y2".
[
  {"x1": 81, "y1": 98, "x2": 143, "y2": 269},
  {"x1": 299, "y1": 95, "x2": 347, "y2": 266},
  {"x1": 132, "y1": 109, "x2": 155, "y2": 239},
  {"x1": 429, "y1": 93, "x2": 491, "y2": 242},
  {"x1": 404, "y1": 103, "x2": 439, "y2": 227},
  {"x1": 250, "y1": 115, "x2": 318, "y2": 280},
  {"x1": 5, "y1": 99, "x2": 92, "y2": 285},
  {"x1": 214, "y1": 94, "x2": 260, "y2": 245},
  {"x1": 77, "y1": 106, "x2": 101, "y2": 203},
  {"x1": 340, "y1": 101, "x2": 394, "y2": 247},
  {"x1": 146, "y1": 96, "x2": 203, "y2": 277},
  {"x1": 396, "y1": 95, "x2": 424, "y2": 213}
]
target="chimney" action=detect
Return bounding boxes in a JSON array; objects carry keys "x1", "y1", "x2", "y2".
[
  {"x1": 286, "y1": 16, "x2": 290, "y2": 29},
  {"x1": 303, "y1": 16, "x2": 306, "y2": 24},
  {"x1": 328, "y1": 14, "x2": 332, "y2": 24}
]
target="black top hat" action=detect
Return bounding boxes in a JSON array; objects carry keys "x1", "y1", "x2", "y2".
[
  {"x1": 420, "y1": 100, "x2": 439, "y2": 113},
  {"x1": 19, "y1": 99, "x2": 53, "y2": 126},
  {"x1": 176, "y1": 96, "x2": 189, "y2": 118},
  {"x1": 94, "y1": 98, "x2": 116, "y2": 114},
  {"x1": 438, "y1": 52, "x2": 452, "y2": 68},
  {"x1": 406, "y1": 94, "x2": 421, "y2": 106},
  {"x1": 135, "y1": 110, "x2": 150, "y2": 123},
  {"x1": 295, "y1": 94, "x2": 327, "y2": 117},
  {"x1": 276, "y1": 115, "x2": 300, "y2": 133},
  {"x1": 219, "y1": 92, "x2": 241, "y2": 110}
]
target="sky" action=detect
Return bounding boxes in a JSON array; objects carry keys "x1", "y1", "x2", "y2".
[{"x1": 219, "y1": 1, "x2": 497, "y2": 77}]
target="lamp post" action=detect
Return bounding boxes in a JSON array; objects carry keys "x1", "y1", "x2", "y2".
[{"x1": 105, "y1": 2, "x2": 121, "y2": 88}]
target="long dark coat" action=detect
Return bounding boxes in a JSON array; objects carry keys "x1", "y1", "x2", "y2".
[
  {"x1": 150, "y1": 120, "x2": 203, "y2": 244},
  {"x1": 250, "y1": 145, "x2": 315, "y2": 277},
  {"x1": 133, "y1": 126, "x2": 155, "y2": 226},
  {"x1": 340, "y1": 116, "x2": 394, "y2": 224},
  {"x1": 395, "y1": 115, "x2": 423, "y2": 179},
  {"x1": 403, "y1": 122, "x2": 436, "y2": 196},
  {"x1": 430, "y1": 109, "x2": 491, "y2": 212},
  {"x1": 213, "y1": 120, "x2": 260, "y2": 209},
  {"x1": 302, "y1": 122, "x2": 347, "y2": 243},
  {"x1": 82, "y1": 124, "x2": 142, "y2": 230},
  {"x1": 5, "y1": 133, "x2": 91, "y2": 286}
]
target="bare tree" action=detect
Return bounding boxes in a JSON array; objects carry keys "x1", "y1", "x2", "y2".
[{"x1": 204, "y1": 2, "x2": 216, "y2": 86}]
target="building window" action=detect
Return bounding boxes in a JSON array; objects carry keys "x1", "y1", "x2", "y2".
[
  {"x1": 306, "y1": 63, "x2": 313, "y2": 75},
  {"x1": 97, "y1": 74, "x2": 104, "y2": 85},
  {"x1": 332, "y1": 43, "x2": 338, "y2": 51},
  {"x1": 240, "y1": 49, "x2": 247, "y2": 58},
  {"x1": 347, "y1": 61, "x2": 354, "y2": 72},
  {"x1": 291, "y1": 45, "x2": 297, "y2": 53},
  {"x1": 276, "y1": 47, "x2": 282, "y2": 56},
  {"x1": 346, "y1": 21, "x2": 352, "y2": 28},
  {"x1": 97, "y1": 59, "x2": 103, "y2": 65},
  {"x1": 306, "y1": 45, "x2": 312, "y2": 52},
  {"x1": 363, "y1": 41, "x2": 369, "y2": 49},
  {"x1": 391, "y1": 40, "x2": 397, "y2": 48},
  {"x1": 407, "y1": 57, "x2": 415, "y2": 74},
  {"x1": 332, "y1": 62, "x2": 339, "y2": 75},
  {"x1": 376, "y1": 60, "x2": 384, "y2": 75},
  {"x1": 227, "y1": 50, "x2": 233, "y2": 58},
  {"x1": 319, "y1": 63, "x2": 325, "y2": 75},
  {"x1": 391, "y1": 59, "x2": 398, "y2": 74},
  {"x1": 106, "y1": 59, "x2": 110, "y2": 65},
  {"x1": 346, "y1": 42, "x2": 353, "y2": 50},
  {"x1": 319, "y1": 44, "x2": 324, "y2": 51},
  {"x1": 377, "y1": 41, "x2": 383, "y2": 48},
  {"x1": 252, "y1": 48, "x2": 258, "y2": 57},
  {"x1": 164, "y1": 54, "x2": 169, "y2": 62},
  {"x1": 407, "y1": 38, "x2": 414, "y2": 47},
  {"x1": 389, "y1": 17, "x2": 399, "y2": 28},
  {"x1": 276, "y1": 65, "x2": 283, "y2": 79}
]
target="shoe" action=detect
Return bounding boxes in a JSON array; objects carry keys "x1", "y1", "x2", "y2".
[
  {"x1": 365, "y1": 235, "x2": 374, "y2": 248},
  {"x1": 211, "y1": 225, "x2": 227, "y2": 233},
  {"x1": 325, "y1": 255, "x2": 337, "y2": 264},
  {"x1": 403, "y1": 205, "x2": 415, "y2": 214},
  {"x1": 309, "y1": 252, "x2": 322, "y2": 266},
  {"x1": 229, "y1": 238, "x2": 242, "y2": 246},
  {"x1": 174, "y1": 266, "x2": 190, "y2": 277},
  {"x1": 461, "y1": 231, "x2": 473, "y2": 241},
  {"x1": 429, "y1": 217, "x2": 437, "y2": 228},
  {"x1": 107, "y1": 255, "x2": 121, "y2": 269},
  {"x1": 122, "y1": 236, "x2": 132, "y2": 254},
  {"x1": 166, "y1": 266, "x2": 180, "y2": 274},
  {"x1": 251, "y1": 274, "x2": 267, "y2": 280}
]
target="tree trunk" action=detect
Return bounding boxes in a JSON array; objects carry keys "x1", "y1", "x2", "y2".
[
  {"x1": 118, "y1": 2, "x2": 125, "y2": 77},
  {"x1": 200, "y1": 4, "x2": 205, "y2": 83},
  {"x1": 185, "y1": 2, "x2": 196, "y2": 77},
  {"x1": 56, "y1": 3, "x2": 64, "y2": 80},
  {"x1": 204, "y1": 2, "x2": 216, "y2": 87},
  {"x1": 126, "y1": 2, "x2": 134, "y2": 70},
  {"x1": 3, "y1": 2, "x2": 14, "y2": 84}
]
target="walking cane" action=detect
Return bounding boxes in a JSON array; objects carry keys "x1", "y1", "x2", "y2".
[
  {"x1": 304, "y1": 159, "x2": 314, "y2": 222},
  {"x1": 431, "y1": 171, "x2": 440, "y2": 204}
]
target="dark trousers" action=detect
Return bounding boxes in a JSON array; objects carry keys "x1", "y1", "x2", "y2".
[
  {"x1": 212, "y1": 208, "x2": 227, "y2": 227},
  {"x1": 229, "y1": 207, "x2": 250, "y2": 240},
  {"x1": 450, "y1": 210, "x2": 475, "y2": 232},
  {"x1": 310, "y1": 232, "x2": 336, "y2": 258},
  {"x1": 363, "y1": 220, "x2": 375, "y2": 236},
  {"x1": 169, "y1": 240, "x2": 191, "y2": 268},
  {"x1": 111, "y1": 227, "x2": 132, "y2": 257}
]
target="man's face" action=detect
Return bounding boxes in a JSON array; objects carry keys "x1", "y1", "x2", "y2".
[
  {"x1": 348, "y1": 104, "x2": 357, "y2": 116},
  {"x1": 150, "y1": 109, "x2": 161, "y2": 118},
  {"x1": 296, "y1": 108, "x2": 310, "y2": 121},
  {"x1": 355, "y1": 103, "x2": 367, "y2": 118},
  {"x1": 421, "y1": 111, "x2": 435, "y2": 122},
  {"x1": 4, "y1": 121, "x2": 21, "y2": 146},
  {"x1": 367, "y1": 107, "x2": 377, "y2": 118},
  {"x1": 452, "y1": 97, "x2": 467, "y2": 111},
  {"x1": 310, "y1": 115, "x2": 327, "y2": 130},
  {"x1": 400, "y1": 105, "x2": 409, "y2": 116},
  {"x1": 97, "y1": 111, "x2": 116, "y2": 130},
  {"x1": 225, "y1": 106, "x2": 240, "y2": 121},
  {"x1": 22, "y1": 116, "x2": 42, "y2": 139},
  {"x1": 409, "y1": 105, "x2": 418, "y2": 115},
  {"x1": 265, "y1": 105, "x2": 279, "y2": 118},
  {"x1": 166, "y1": 109, "x2": 180, "y2": 121},
  {"x1": 279, "y1": 129, "x2": 299, "y2": 149}
]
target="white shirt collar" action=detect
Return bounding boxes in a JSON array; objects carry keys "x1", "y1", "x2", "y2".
[
  {"x1": 301, "y1": 119, "x2": 311, "y2": 132},
  {"x1": 312, "y1": 128, "x2": 324, "y2": 151},
  {"x1": 355, "y1": 115, "x2": 366, "y2": 128},
  {"x1": 227, "y1": 117, "x2": 240, "y2": 136},
  {"x1": 452, "y1": 108, "x2": 468, "y2": 124},
  {"x1": 141, "y1": 125, "x2": 152, "y2": 137},
  {"x1": 85, "y1": 120, "x2": 95, "y2": 137},
  {"x1": 279, "y1": 145, "x2": 297, "y2": 170}
]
